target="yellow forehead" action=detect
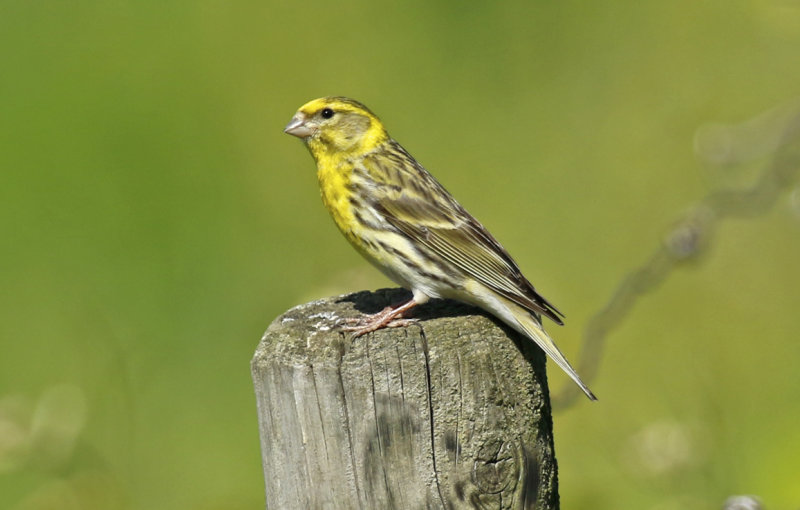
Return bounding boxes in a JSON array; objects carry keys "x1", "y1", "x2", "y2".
[{"x1": 297, "y1": 96, "x2": 376, "y2": 118}]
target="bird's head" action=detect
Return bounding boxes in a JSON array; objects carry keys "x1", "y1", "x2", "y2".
[{"x1": 284, "y1": 97, "x2": 388, "y2": 159}]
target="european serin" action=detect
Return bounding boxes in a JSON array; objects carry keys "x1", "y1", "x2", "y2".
[{"x1": 284, "y1": 96, "x2": 596, "y2": 400}]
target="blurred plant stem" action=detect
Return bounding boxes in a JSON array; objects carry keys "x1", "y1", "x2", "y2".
[{"x1": 555, "y1": 99, "x2": 800, "y2": 409}]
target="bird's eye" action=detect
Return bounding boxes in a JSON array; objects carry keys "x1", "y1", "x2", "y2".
[{"x1": 321, "y1": 108, "x2": 334, "y2": 119}]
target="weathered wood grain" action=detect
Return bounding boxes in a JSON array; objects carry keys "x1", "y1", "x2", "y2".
[{"x1": 252, "y1": 288, "x2": 558, "y2": 510}]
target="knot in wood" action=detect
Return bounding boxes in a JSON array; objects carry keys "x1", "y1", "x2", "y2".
[{"x1": 471, "y1": 438, "x2": 518, "y2": 495}]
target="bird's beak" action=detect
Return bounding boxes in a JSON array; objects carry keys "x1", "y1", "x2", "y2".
[{"x1": 284, "y1": 113, "x2": 315, "y2": 138}]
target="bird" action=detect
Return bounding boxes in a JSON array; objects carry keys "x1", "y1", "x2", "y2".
[{"x1": 284, "y1": 96, "x2": 596, "y2": 400}]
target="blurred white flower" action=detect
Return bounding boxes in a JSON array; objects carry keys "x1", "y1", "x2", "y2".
[
  {"x1": 623, "y1": 419, "x2": 706, "y2": 477},
  {"x1": 722, "y1": 495, "x2": 763, "y2": 510}
]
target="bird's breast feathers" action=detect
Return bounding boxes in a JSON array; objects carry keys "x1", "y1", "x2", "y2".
[{"x1": 317, "y1": 158, "x2": 357, "y2": 234}]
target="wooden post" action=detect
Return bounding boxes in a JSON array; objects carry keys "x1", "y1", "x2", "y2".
[{"x1": 251, "y1": 288, "x2": 559, "y2": 510}]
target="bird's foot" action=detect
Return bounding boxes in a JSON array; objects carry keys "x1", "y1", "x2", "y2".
[{"x1": 340, "y1": 299, "x2": 419, "y2": 337}]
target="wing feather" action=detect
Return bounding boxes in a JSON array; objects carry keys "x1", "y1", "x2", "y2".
[{"x1": 361, "y1": 144, "x2": 564, "y2": 325}]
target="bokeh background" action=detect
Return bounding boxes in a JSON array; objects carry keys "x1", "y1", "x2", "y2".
[{"x1": 2, "y1": 1, "x2": 800, "y2": 509}]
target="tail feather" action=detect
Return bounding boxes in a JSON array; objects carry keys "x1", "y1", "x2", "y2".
[{"x1": 508, "y1": 305, "x2": 597, "y2": 401}]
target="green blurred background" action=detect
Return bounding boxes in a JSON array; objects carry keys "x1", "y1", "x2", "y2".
[{"x1": 2, "y1": 1, "x2": 800, "y2": 509}]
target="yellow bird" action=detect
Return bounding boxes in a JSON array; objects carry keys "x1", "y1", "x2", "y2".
[{"x1": 285, "y1": 97, "x2": 596, "y2": 400}]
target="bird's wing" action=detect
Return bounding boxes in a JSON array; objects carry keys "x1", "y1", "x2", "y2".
[{"x1": 363, "y1": 149, "x2": 564, "y2": 325}]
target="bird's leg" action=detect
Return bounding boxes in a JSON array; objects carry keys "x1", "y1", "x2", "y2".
[{"x1": 341, "y1": 298, "x2": 420, "y2": 337}]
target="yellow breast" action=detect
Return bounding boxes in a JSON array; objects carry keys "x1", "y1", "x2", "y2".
[{"x1": 317, "y1": 161, "x2": 359, "y2": 241}]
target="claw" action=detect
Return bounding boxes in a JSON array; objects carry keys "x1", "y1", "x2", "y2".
[{"x1": 340, "y1": 299, "x2": 420, "y2": 337}]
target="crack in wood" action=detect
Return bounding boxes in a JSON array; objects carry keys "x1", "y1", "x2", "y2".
[{"x1": 420, "y1": 326, "x2": 448, "y2": 509}]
